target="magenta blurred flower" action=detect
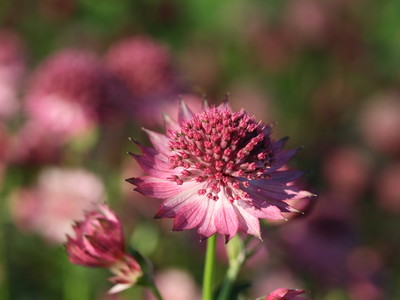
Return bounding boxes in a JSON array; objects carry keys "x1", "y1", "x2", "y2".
[
  {"x1": 375, "y1": 163, "x2": 400, "y2": 214},
  {"x1": 10, "y1": 168, "x2": 104, "y2": 243},
  {"x1": 0, "y1": 30, "x2": 26, "y2": 120},
  {"x1": 145, "y1": 269, "x2": 201, "y2": 300},
  {"x1": 359, "y1": 92, "x2": 400, "y2": 155},
  {"x1": 264, "y1": 288, "x2": 310, "y2": 300},
  {"x1": 105, "y1": 36, "x2": 176, "y2": 99},
  {"x1": 9, "y1": 121, "x2": 63, "y2": 164},
  {"x1": 128, "y1": 99, "x2": 312, "y2": 241},
  {"x1": 323, "y1": 146, "x2": 371, "y2": 199},
  {"x1": 280, "y1": 197, "x2": 356, "y2": 287},
  {"x1": 25, "y1": 49, "x2": 98, "y2": 138},
  {"x1": 105, "y1": 36, "x2": 181, "y2": 126},
  {"x1": 24, "y1": 49, "x2": 126, "y2": 140},
  {"x1": 66, "y1": 205, "x2": 142, "y2": 294}
]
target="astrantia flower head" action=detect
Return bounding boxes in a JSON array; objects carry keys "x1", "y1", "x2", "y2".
[
  {"x1": 10, "y1": 167, "x2": 104, "y2": 243},
  {"x1": 66, "y1": 204, "x2": 142, "y2": 294},
  {"x1": 264, "y1": 288, "x2": 310, "y2": 300},
  {"x1": 66, "y1": 204, "x2": 125, "y2": 267},
  {"x1": 128, "y1": 98, "x2": 313, "y2": 241}
]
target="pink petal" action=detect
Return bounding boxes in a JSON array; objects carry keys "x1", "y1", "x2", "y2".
[
  {"x1": 237, "y1": 198, "x2": 286, "y2": 220},
  {"x1": 269, "y1": 148, "x2": 299, "y2": 172},
  {"x1": 197, "y1": 199, "x2": 217, "y2": 240},
  {"x1": 163, "y1": 113, "x2": 180, "y2": 135},
  {"x1": 172, "y1": 197, "x2": 208, "y2": 230},
  {"x1": 142, "y1": 128, "x2": 170, "y2": 156},
  {"x1": 130, "y1": 176, "x2": 196, "y2": 199},
  {"x1": 268, "y1": 170, "x2": 304, "y2": 183},
  {"x1": 214, "y1": 194, "x2": 239, "y2": 241},
  {"x1": 178, "y1": 100, "x2": 194, "y2": 122},
  {"x1": 154, "y1": 182, "x2": 204, "y2": 218},
  {"x1": 132, "y1": 153, "x2": 173, "y2": 178},
  {"x1": 233, "y1": 204, "x2": 261, "y2": 238}
]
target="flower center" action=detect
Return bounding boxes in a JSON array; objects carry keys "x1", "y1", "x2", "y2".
[{"x1": 168, "y1": 107, "x2": 274, "y2": 201}]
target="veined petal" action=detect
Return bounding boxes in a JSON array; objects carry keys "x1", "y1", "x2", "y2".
[
  {"x1": 236, "y1": 198, "x2": 286, "y2": 220},
  {"x1": 154, "y1": 182, "x2": 205, "y2": 218},
  {"x1": 132, "y1": 153, "x2": 173, "y2": 178},
  {"x1": 172, "y1": 197, "x2": 208, "y2": 230},
  {"x1": 269, "y1": 148, "x2": 299, "y2": 172},
  {"x1": 267, "y1": 170, "x2": 304, "y2": 183},
  {"x1": 214, "y1": 193, "x2": 239, "y2": 241},
  {"x1": 130, "y1": 176, "x2": 198, "y2": 199},
  {"x1": 142, "y1": 128, "x2": 170, "y2": 156},
  {"x1": 233, "y1": 204, "x2": 261, "y2": 238},
  {"x1": 197, "y1": 199, "x2": 217, "y2": 240}
]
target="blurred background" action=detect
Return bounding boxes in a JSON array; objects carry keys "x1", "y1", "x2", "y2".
[{"x1": 1, "y1": 0, "x2": 400, "y2": 299}]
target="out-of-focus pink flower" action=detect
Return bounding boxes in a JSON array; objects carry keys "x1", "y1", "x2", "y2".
[
  {"x1": 283, "y1": 0, "x2": 328, "y2": 45},
  {"x1": 251, "y1": 269, "x2": 299, "y2": 300},
  {"x1": 24, "y1": 49, "x2": 125, "y2": 140},
  {"x1": 280, "y1": 197, "x2": 356, "y2": 287},
  {"x1": 375, "y1": 163, "x2": 400, "y2": 214},
  {"x1": 179, "y1": 42, "x2": 221, "y2": 91},
  {"x1": 323, "y1": 146, "x2": 371, "y2": 198},
  {"x1": 145, "y1": 269, "x2": 201, "y2": 300},
  {"x1": 250, "y1": 27, "x2": 293, "y2": 72},
  {"x1": 105, "y1": 36, "x2": 180, "y2": 126},
  {"x1": 66, "y1": 205, "x2": 142, "y2": 294},
  {"x1": 9, "y1": 121, "x2": 63, "y2": 164},
  {"x1": 264, "y1": 288, "x2": 310, "y2": 300},
  {"x1": 228, "y1": 82, "x2": 273, "y2": 122},
  {"x1": 347, "y1": 279, "x2": 383, "y2": 300},
  {"x1": 128, "y1": 99, "x2": 313, "y2": 241},
  {"x1": 0, "y1": 30, "x2": 25, "y2": 120},
  {"x1": 105, "y1": 36, "x2": 176, "y2": 98},
  {"x1": 10, "y1": 168, "x2": 104, "y2": 243},
  {"x1": 359, "y1": 92, "x2": 400, "y2": 155}
]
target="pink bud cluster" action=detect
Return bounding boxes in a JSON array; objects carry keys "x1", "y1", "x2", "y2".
[
  {"x1": 265, "y1": 288, "x2": 310, "y2": 300},
  {"x1": 66, "y1": 205, "x2": 142, "y2": 294}
]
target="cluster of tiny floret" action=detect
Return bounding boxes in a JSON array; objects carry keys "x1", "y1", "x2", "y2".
[{"x1": 167, "y1": 107, "x2": 275, "y2": 202}]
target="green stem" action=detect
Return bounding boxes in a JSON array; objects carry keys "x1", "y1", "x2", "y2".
[
  {"x1": 0, "y1": 224, "x2": 9, "y2": 300},
  {"x1": 216, "y1": 240, "x2": 246, "y2": 300},
  {"x1": 149, "y1": 281, "x2": 163, "y2": 300},
  {"x1": 202, "y1": 234, "x2": 217, "y2": 300}
]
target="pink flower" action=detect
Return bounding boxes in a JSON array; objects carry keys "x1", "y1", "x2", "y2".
[
  {"x1": 0, "y1": 30, "x2": 25, "y2": 120},
  {"x1": 264, "y1": 288, "x2": 310, "y2": 300},
  {"x1": 144, "y1": 269, "x2": 201, "y2": 300},
  {"x1": 66, "y1": 204, "x2": 125, "y2": 267},
  {"x1": 105, "y1": 36, "x2": 177, "y2": 99},
  {"x1": 104, "y1": 36, "x2": 181, "y2": 126},
  {"x1": 358, "y1": 92, "x2": 400, "y2": 155},
  {"x1": 66, "y1": 205, "x2": 142, "y2": 294},
  {"x1": 24, "y1": 49, "x2": 127, "y2": 140},
  {"x1": 10, "y1": 168, "x2": 104, "y2": 243},
  {"x1": 128, "y1": 99, "x2": 312, "y2": 241}
]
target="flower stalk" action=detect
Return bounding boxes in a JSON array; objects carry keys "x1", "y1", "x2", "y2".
[
  {"x1": 202, "y1": 234, "x2": 217, "y2": 300},
  {"x1": 217, "y1": 236, "x2": 246, "y2": 300}
]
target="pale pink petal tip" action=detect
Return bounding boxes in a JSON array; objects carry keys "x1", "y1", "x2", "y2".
[{"x1": 265, "y1": 288, "x2": 311, "y2": 300}]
